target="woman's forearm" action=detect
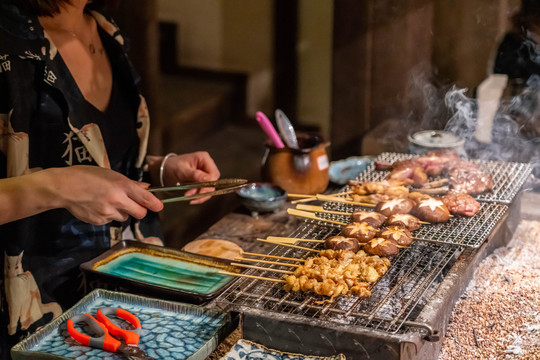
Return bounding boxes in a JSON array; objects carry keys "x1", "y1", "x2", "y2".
[{"x1": 0, "y1": 169, "x2": 58, "y2": 225}]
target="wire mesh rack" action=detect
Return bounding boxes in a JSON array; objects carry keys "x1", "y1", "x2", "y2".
[
  {"x1": 357, "y1": 152, "x2": 532, "y2": 204},
  {"x1": 214, "y1": 222, "x2": 463, "y2": 336},
  {"x1": 214, "y1": 152, "x2": 525, "y2": 341},
  {"x1": 319, "y1": 201, "x2": 508, "y2": 248}
]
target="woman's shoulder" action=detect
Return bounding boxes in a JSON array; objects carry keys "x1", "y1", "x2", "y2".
[{"x1": 90, "y1": 11, "x2": 126, "y2": 48}]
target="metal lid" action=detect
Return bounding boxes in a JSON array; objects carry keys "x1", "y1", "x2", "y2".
[{"x1": 408, "y1": 130, "x2": 464, "y2": 148}]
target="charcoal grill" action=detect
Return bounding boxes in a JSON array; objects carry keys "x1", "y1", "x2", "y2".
[{"x1": 211, "y1": 154, "x2": 534, "y2": 359}]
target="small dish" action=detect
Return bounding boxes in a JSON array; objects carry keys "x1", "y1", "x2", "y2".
[
  {"x1": 329, "y1": 156, "x2": 374, "y2": 185},
  {"x1": 236, "y1": 182, "x2": 287, "y2": 216},
  {"x1": 220, "y1": 339, "x2": 345, "y2": 360}
]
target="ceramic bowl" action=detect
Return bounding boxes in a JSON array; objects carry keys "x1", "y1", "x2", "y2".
[
  {"x1": 236, "y1": 182, "x2": 287, "y2": 216},
  {"x1": 328, "y1": 156, "x2": 374, "y2": 185}
]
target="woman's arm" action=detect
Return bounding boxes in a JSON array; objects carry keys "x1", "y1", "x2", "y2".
[{"x1": 0, "y1": 166, "x2": 164, "y2": 226}]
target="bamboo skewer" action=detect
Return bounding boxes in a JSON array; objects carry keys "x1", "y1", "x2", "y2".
[
  {"x1": 289, "y1": 191, "x2": 352, "y2": 204},
  {"x1": 291, "y1": 197, "x2": 317, "y2": 204},
  {"x1": 288, "y1": 193, "x2": 317, "y2": 198},
  {"x1": 234, "y1": 257, "x2": 301, "y2": 267},
  {"x1": 296, "y1": 204, "x2": 352, "y2": 216},
  {"x1": 242, "y1": 252, "x2": 306, "y2": 262},
  {"x1": 316, "y1": 194, "x2": 375, "y2": 207},
  {"x1": 266, "y1": 236, "x2": 325, "y2": 244},
  {"x1": 231, "y1": 262, "x2": 293, "y2": 274},
  {"x1": 295, "y1": 204, "x2": 432, "y2": 225},
  {"x1": 219, "y1": 271, "x2": 286, "y2": 283},
  {"x1": 257, "y1": 238, "x2": 321, "y2": 252},
  {"x1": 287, "y1": 208, "x2": 348, "y2": 226}
]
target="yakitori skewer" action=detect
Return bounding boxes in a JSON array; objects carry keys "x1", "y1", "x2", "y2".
[
  {"x1": 287, "y1": 208, "x2": 348, "y2": 226},
  {"x1": 219, "y1": 271, "x2": 286, "y2": 283},
  {"x1": 289, "y1": 191, "x2": 352, "y2": 204},
  {"x1": 231, "y1": 262, "x2": 293, "y2": 274},
  {"x1": 316, "y1": 194, "x2": 375, "y2": 207},
  {"x1": 296, "y1": 204, "x2": 352, "y2": 216},
  {"x1": 257, "y1": 238, "x2": 321, "y2": 252},
  {"x1": 242, "y1": 252, "x2": 306, "y2": 262},
  {"x1": 266, "y1": 236, "x2": 325, "y2": 244},
  {"x1": 234, "y1": 257, "x2": 301, "y2": 267}
]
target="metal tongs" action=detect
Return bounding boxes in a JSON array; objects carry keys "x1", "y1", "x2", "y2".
[{"x1": 149, "y1": 178, "x2": 248, "y2": 203}]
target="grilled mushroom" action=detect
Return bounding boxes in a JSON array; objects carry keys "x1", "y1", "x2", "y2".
[
  {"x1": 324, "y1": 236, "x2": 360, "y2": 252},
  {"x1": 378, "y1": 226, "x2": 413, "y2": 246},
  {"x1": 351, "y1": 210, "x2": 387, "y2": 228},
  {"x1": 375, "y1": 198, "x2": 414, "y2": 217},
  {"x1": 385, "y1": 213, "x2": 421, "y2": 231},
  {"x1": 363, "y1": 238, "x2": 399, "y2": 257},
  {"x1": 412, "y1": 197, "x2": 450, "y2": 223},
  {"x1": 341, "y1": 222, "x2": 378, "y2": 243}
]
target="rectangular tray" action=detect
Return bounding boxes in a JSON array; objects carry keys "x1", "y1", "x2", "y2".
[
  {"x1": 80, "y1": 240, "x2": 240, "y2": 304},
  {"x1": 11, "y1": 289, "x2": 234, "y2": 360}
]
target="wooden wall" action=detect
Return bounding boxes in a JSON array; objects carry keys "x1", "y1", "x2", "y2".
[{"x1": 331, "y1": 0, "x2": 519, "y2": 158}]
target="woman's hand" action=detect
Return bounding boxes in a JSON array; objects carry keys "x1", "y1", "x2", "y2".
[
  {"x1": 161, "y1": 151, "x2": 220, "y2": 204},
  {"x1": 47, "y1": 166, "x2": 164, "y2": 224}
]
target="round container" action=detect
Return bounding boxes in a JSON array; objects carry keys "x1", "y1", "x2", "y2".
[
  {"x1": 236, "y1": 182, "x2": 287, "y2": 216},
  {"x1": 408, "y1": 130, "x2": 465, "y2": 156},
  {"x1": 261, "y1": 133, "x2": 330, "y2": 194}
]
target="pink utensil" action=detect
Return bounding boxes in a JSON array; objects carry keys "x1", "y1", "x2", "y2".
[{"x1": 256, "y1": 111, "x2": 285, "y2": 148}]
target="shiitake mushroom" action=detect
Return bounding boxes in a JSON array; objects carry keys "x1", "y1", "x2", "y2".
[
  {"x1": 324, "y1": 236, "x2": 360, "y2": 252},
  {"x1": 375, "y1": 198, "x2": 414, "y2": 217},
  {"x1": 378, "y1": 226, "x2": 413, "y2": 246},
  {"x1": 385, "y1": 213, "x2": 421, "y2": 231},
  {"x1": 350, "y1": 210, "x2": 387, "y2": 228},
  {"x1": 363, "y1": 237, "x2": 399, "y2": 257},
  {"x1": 412, "y1": 197, "x2": 450, "y2": 223},
  {"x1": 341, "y1": 222, "x2": 378, "y2": 243}
]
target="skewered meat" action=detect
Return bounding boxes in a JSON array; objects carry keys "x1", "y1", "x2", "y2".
[
  {"x1": 325, "y1": 236, "x2": 360, "y2": 252},
  {"x1": 375, "y1": 198, "x2": 414, "y2": 217},
  {"x1": 351, "y1": 210, "x2": 387, "y2": 228},
  {"x1": 441, "y1": 193, "x2": 481, "y2": 217},
  {"x1": 283, "y1": 249, "x2": 390, "y2": 299},
  {"x1": 378, "y1": 226, "x2": 413, "y2": 246},
  {"x1": 385, "y1": 213, "x2": 421, "y2": 231},
  {"x1": 363, "y1": 238, "x2": 399, "y2": 257},
  {"x1": 348, "y1": 180, "x2": 411, "y2": 197},
  {"x1": 412, "y1": 197, "x2": 450, "y2": 223},
  {"x1": 341, "y1": 222, "x2": 378, "y2": 243},
  {"x1": 447, "y1": 161, "x2": 494, "y2": 195},
  {"x1": 387, "y1": 159, "x2": 428, "y2": 187},
  {"x1": 415, "y1": 150, "x2": 461, "y2": 176}
]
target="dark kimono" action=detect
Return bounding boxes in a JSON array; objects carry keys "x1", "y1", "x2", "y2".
[{"x1": 0, "y1": 4, "x2": 162, "y2": 357}]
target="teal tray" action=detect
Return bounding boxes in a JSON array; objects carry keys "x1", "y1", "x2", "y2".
[{"x1": 11, "y1": 289, "x2": 232, "y2": 360}]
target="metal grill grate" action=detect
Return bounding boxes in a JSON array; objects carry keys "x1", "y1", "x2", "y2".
[
  {"x1": 320, "y1": 201, "x2": 508, "y2": 248},
  {"x1": 356, "y1": 152, "x2": 532, "y2": 204},
  {"x1": 215, "y1": 222, "x2": 462, "y2": 336}
]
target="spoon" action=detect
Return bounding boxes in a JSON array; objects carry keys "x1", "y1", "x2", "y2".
[{"x1": 275, "y1": 109, "x2": 299, "y2": 149}]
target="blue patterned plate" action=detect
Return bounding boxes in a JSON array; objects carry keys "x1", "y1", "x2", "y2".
[
  {"x1": 220, "y1": 339, "x2": 345, "y2": 360},
  {"x1": 328, "y1": 156, "x2": 374, "y2": 185},
  {"x1": 12, "y1": 289, "x2": 231, "y2": 360}
]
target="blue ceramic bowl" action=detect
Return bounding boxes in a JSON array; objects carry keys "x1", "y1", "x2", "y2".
[
  {"x1": 236, "y1": 183, "x2": 287, "y2": 215},
  {"x1": 328, "y1": 156, "x2": 374, "y2": 185}
]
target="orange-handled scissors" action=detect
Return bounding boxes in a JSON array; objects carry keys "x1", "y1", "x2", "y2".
[{"x1": 67, "y1": 307, "x2": 155, "y2": 359}]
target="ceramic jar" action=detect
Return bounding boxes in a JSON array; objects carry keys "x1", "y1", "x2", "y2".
[{"x1": 261, "y1": 133, "x2": 330, "y2": 195}]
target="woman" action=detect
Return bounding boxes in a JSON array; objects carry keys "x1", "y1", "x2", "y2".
[{"x1": 0, "y1": 0, "x2": 220, "y2": 356}]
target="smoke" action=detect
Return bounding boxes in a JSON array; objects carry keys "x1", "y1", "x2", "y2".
[{"x1": 398, "y1": 66, "x2": 540, "y2": 177}]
